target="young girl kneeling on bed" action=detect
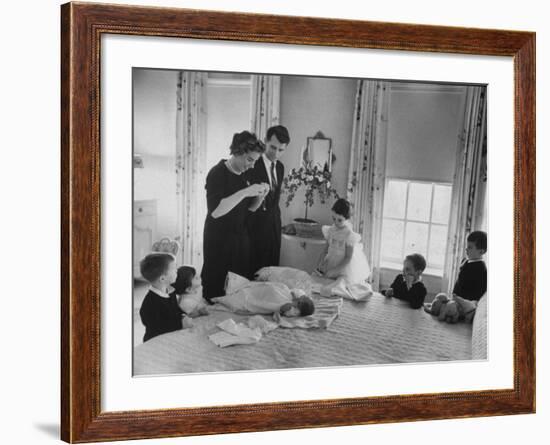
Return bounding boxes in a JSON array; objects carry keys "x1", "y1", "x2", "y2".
[
  {"x1": 171, "y1": 266, "x2": 209, "y2": 318},
  {"x1": 383, "y1": 253, "x2": 428, "y2": 309},
  {"x1": 316, "y1": 198, "x2": 371, "y2": 284}
]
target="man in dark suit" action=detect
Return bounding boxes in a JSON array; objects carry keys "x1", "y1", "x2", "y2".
[{"x1": 247, "y1": 125, "x2": 290, "y2": 274}]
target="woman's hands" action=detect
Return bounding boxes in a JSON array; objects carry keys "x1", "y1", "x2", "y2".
[
  {"x1": 213, "y1": 182, "x2": 267, "y2": 218},
  {"x1": 245, "y1": 182, "x2": 269, "y2": 198},
  {"x1": 246, "y1": 182, "x2": 270, "y2": 212}
]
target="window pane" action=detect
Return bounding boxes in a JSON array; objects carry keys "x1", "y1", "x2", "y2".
[
  {"x1": 381, "y1": 219, "x2": 404, "y2": 261},
  {"x1": 428, "y1": 225, "x2": 448, "y2": 268},
  {"x1": 406, "y1": 182, "x2": 432, "y2": 222},
  {"x1": 383, "y1": 180, "x2": 407, "y2": 219},
  {"x1": 432, "y1": 184, "x2": 452, "y2": 224},
  {"x1": 404, "y1": 222, "x2": 429, "y2": 257}
]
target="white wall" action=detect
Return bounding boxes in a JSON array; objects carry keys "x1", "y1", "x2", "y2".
[
  {"x1": 4, "y1": 1, "x2": 547, "y2": 445},
  {"x1": 133, "y1": 69, "x2": 179, "y2": 239},
  {"x1": 133, "y1": 69, "x2": 178, "y2": 156},
  {"x1": 205, "y1": 81, "x2": 251, "y2": 170},
  {"x1": 279, "y1": 75, "x2": 356, "y2": 225}
]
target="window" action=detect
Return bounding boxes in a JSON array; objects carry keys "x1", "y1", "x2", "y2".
[{"x1": 380, "y1": 179, "x2": 452, "y2": 275}]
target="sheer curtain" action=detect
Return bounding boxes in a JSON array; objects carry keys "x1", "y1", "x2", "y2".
[
  {"x1": 176, "y1": 71, "x2": 207, "y2": 268},
  {"x1": 250, "y1": 75, "x2": 281, "y2": 138},
  {"x1": 442, "y1": 86, "x2": 487, "y2": 294},
  {"x1": 346, "y1": 80, "x2": 390, "y2": 291}
]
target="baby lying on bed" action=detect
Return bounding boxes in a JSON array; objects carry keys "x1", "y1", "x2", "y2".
[{"x1": 211, "y1": 281, "x2": 315, "y2": 317}]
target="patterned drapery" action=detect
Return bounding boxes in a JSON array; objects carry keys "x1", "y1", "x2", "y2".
[
  {"x1": 346, "y1": 80, "x2": 390, "y2": 291},
  {"x1": 176, "y1": 71, "x2": 207, "y2": 268},
  {"x1": 442, "y1": 86, "x2": 487, "y2": 294},
  {"x1": 250, "y1": 75, "x2": 281, "y2": 138}
]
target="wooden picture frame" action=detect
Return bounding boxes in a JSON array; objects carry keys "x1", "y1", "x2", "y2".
[{"x1": 61, "y1": 2, "x2": 535, "y2": 442}]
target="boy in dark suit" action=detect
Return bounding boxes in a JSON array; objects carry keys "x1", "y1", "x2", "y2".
[
  {"x1": 453, "y1": 231, "x2": 487, "y2": 301},
  {"x1": 384, "y1": 253, "x2": 428, "y2": 309}
]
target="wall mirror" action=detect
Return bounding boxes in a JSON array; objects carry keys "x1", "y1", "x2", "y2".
[{"x1": 304, "y1": 131, "x2": 333, "y2": 172}]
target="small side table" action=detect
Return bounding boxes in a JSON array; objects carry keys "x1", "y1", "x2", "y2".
[
  {"x1": 280, "y1": 233, "x2": 326, "y2": 273},
  {"x1": 282, "y1": 233, "x2": 326, "y2": 250}
]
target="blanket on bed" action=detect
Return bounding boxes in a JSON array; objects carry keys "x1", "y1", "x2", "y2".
[
  {"x1": 275, "y1": 297, "x2": 343, "y2": 329},
  {"x1": 208, "y1": 317, "x2": 277, "y2": 348},
  {"x1": 214, "y1": 272, "x2": 344, "y2": 328},
  {"x1": 134, "y1": 288, "x2": 472, "y2": 375},
  {"x1": 208, "y1": 296, "x2": 343, "y2": 347},
  {"x1": 313, "y1": 277, "x2": 374, "y2": 302}
]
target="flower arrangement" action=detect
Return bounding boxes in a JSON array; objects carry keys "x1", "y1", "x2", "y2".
[{"x1": 282, "y1": 162, "x2": 339, "y2": 222}]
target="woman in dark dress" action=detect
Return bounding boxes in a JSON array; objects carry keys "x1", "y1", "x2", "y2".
[{"x1": 201, "y1": 131, "x2": 269, "y2": 302}]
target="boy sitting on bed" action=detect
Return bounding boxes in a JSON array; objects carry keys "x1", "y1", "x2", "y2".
[
  {"x1": 452, "y1": 231, "x2": 487, "y2": 302},
  {"x1": 139, "y1": 253, "x2": 193, "y2": 343},
  {"x1": 383, "y1": 253, "x2": 427, "y2": 309},
  {"x1": 424, "y1": 231, "x2": 486, "y2": 321}
]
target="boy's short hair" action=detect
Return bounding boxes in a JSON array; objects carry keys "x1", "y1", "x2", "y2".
[
  {"x1": 467, "y1": 231, "x2": 487, "y2": 252},
  {"x1": 266, "y1": 125, "x2": 290, "y2": 144},
  {"x1": 172, "y1": 266, "x2": 196, "y2": 295},
  {"x1": 140, "y1": 253, "x2": 175, "y2": 283},
  {"x1": 296, "y1": 296, "x2": 315, "y2": 316},
  {"x1": 405, "y1": 253, "x2": 427, "y2": 272}
]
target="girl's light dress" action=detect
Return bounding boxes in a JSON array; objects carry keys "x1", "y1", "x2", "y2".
[{"x1": 321, "y1": 221, "x2": 371, "y2": 285}]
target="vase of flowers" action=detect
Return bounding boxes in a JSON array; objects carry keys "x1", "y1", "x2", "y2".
[{"x1": 282, "y1": 162, "x2": 339, "y2": 238}]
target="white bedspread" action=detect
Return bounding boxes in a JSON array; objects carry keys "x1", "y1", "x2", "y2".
[{"x1": 134, "y1": 283, "x2": 472, "y2": 375}]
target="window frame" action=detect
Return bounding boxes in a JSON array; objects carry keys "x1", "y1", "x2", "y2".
[{"x1": 380, "y1": 177, "x2": 453, "y2": 275}]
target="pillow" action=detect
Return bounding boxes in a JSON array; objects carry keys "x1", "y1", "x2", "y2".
[
  {"x1": 254, "y1": 266, "x2": 312, "y2": 295},
  {"x1": 224, "y1": 272, "x2": 251, "y2": 294},
  {"x1": 471, "y1": 294, "x2": 487, "y2": 360}
]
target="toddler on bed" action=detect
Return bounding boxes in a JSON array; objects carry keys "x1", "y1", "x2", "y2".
[
  {"x1": 138, "y1": 253, "x2": 193, "y2": 343},
  {"x1": 171, "y1": 266, "x2": 209, "y2": 318},
  {"x1": 211, "y1": 281, "x2": 315, "y2": 317},
  {"x1": 452, "y1": 231, "x2": 487, "y2": 302},
  {"x1": 424, "y1": 231, "x2": 487, "y2": 321},
  {"x1": 315, "y1": 199, "x2": 371, "y2": 284},
  {"x1": 383, "y1": 253, "x2": 427, "y2": 309}
]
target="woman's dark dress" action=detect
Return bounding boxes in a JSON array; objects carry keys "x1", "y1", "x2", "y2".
[{"x1": 201, "y1": 160, "x2": 252, "y2": 302}]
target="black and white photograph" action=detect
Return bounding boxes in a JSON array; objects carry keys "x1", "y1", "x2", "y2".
[{"x1": 132, "y1": 69, "x2": 488, "y2": 376}]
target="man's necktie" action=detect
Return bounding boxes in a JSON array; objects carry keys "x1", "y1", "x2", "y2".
[{"x1": 270, "y1": 161, "x2": 277, "y2": 190}]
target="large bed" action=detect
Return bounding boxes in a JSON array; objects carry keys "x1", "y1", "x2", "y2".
[{"x1": 134, "y1": 276, "x2": 483, "y2": 376}]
